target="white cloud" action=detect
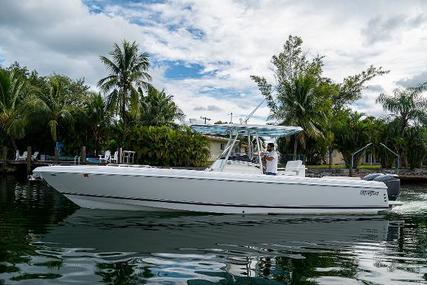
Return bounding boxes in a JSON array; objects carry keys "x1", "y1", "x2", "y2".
[{"x1": 0, "y1": 0, "x2": 426, "y2": 123}]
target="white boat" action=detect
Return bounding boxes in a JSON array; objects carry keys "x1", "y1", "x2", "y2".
[{"x1": 33, "y1": 124, "x2": 399, "y2": 214}]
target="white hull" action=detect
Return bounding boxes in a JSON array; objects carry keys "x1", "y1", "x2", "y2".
[{"x1": 34, "y1": 165, "x2": 391, "y2": 214}]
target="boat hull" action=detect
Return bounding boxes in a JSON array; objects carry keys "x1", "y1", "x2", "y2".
[{"x1": 34, "y1": 166, "x2": 390, "y2": 214}]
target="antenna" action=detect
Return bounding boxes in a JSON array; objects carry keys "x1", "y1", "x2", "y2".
[
  {"x1": 200, "y1": 116, "x2": 211, "y2": 124},
  {"x1": 243, "y1": 99, "x2": 265, "y2": 124}
]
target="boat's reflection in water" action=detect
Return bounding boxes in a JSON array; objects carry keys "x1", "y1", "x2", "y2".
[{"x1": 38, "y1": 209, "x2": 419, "y2": 284}]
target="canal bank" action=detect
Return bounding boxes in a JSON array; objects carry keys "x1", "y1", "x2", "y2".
[{"x1": 305, "y1": 167, "x2": 427, "y2": 184}]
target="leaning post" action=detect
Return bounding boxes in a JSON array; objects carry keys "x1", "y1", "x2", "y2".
[
  {"x1": 26, "y1": 146, "x2": 32, "y2": 176},
  {"x1": 81, "y1": 146, "x2": 87, "y2": 165},
  {"x1": 119, "y1": 147, "x2": 123, "y2": 164}
]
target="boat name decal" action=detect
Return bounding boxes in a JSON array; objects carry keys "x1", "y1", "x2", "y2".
[{"x1": 360, "y1": 190, "x2": 379, "y2": 197}]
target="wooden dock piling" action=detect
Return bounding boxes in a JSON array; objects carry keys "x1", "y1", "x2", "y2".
[
  {"x1": 81, "y1": 146, "x2": 86, "y2": 165},
  {"x1": 26, "y1": 146, "x2": 32, "y2": 175}
]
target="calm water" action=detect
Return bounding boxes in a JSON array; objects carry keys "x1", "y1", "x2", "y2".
[{"x1": 0, "y1": 176, "x2": 426, "y2": 285}]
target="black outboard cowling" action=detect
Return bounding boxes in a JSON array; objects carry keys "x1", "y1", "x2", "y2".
[
  {"x1": 363, "y1": 173, "x2": 383, "y2": 181},
  {"x1": 363, "y1": 173, "x2": 400, "y2": 201}
]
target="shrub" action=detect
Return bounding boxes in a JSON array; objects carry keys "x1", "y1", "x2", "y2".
[{"x1": 122, "y1": 126, "x2": 209, "y2": 167}]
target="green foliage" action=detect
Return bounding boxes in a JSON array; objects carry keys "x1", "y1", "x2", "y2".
[
  {"x1": 0, "y1": 69, "x2": 29, "y2": 148},
  {"x1": 332, "y1": 110, "x2": 370, "y2": 167},
  {"x1": 335, "y1": 65, "x2": 389, "y2": 109},
  {"x1": 252, "y1": 35, "x2": 390, "y2": 165},
  {"x1": 28, "y1": 76, "x2": 77, "y2": 142},
  {"x1": 377, "y1": 85, "x2": 427, "y2": 135},
  {"x1": 405, "y1": 127, "x2": 427, "y2": 169},
  {"x1": 98, "y1": 40, "x2": 151, "y2": 125},
  {"x1": 138, "y1": 85, "x2": 184, "y2": 126},
  {"x1": 376, "y1": 85, "x2": 427, "y2": 167},
  {"x1": 120, "y1": 125, "x2": 209, "y2": 167},
  {"x1": 251, "y1": 36, "x2": 332, "y2": 160}
]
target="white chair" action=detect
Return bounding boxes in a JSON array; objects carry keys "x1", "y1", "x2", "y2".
[
  {"x1": 99, "y1": 150, "x2": 111, "y2": 163},
  {"x1": 283, "y1": 160, "x2": 306, "y2": 176},
  {"x1": 111, "y1": 151, "x2": 119, "y2": 163},
  {"x1": 16, "y1": 151, "x2": 28, "y2": 161},
  {"x1": 32, "y1": 151, "x2": 39, "y2": 161}
]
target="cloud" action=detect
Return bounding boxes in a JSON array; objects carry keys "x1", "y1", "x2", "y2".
[
  {"x1": 1, "y1": 0, "x2": 427, "y2": 123},
  {"x1": 193, "y1": 105, "x2": 224, "y2": 112},
  {"x1": 361, "y1": 14, "x2": 426, "y2": 45},
  {"x1": 396, "y1": 71, "x2": 427, "y2": 88},
  {"x1": 365, "y1": 84, "x2": 385, "y2": 93}
]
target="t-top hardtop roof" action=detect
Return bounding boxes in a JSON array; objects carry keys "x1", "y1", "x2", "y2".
[{"x1": 191, "y1": 124, "x2": 303, "y2": 138}]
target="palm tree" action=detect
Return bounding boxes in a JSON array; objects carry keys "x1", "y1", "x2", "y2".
[
  {"x1": 85, "y1": 93, "x2": 109, "y2": 153},
  {"x1": 265, "y1": 74, "x2": 325, "y2": 159},
  {"x1": 139, "y1": 86, "x2": 184, "y2": 126},
  {"x1": 376, "y1": 85, "x2": 427, "y2": 136},
  {"x1": 0, "y1": 69, "x2": 28, "y2": 149},
  {"x1": 332, "y1": 110, "x2": 370, "y2": 167},
  {"x1": 98, "y1": 40, "x2": 151, "y2": 126},
  {"x1": 376, "y1": 85, "x2": 427, "y2": 167},
  {"x1": 30, "y1": 77, "x2": 73, "y2": 158}
]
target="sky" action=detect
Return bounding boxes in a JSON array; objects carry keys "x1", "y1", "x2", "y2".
[{"x1": 0, "y1": 0, "x2": 426, "y2": 124}]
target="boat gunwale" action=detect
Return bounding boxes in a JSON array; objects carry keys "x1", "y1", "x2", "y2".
[{"x1": 34, "y1": 166, "x2": 387, "y2": 190}]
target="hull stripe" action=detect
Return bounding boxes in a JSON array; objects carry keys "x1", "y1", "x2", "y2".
[
  {"x1": 45, "y1": 172, "x2": 386, "y2": 190},
  {"x1": 62, "y1": 192, "x2": 389, "y2": 210}
]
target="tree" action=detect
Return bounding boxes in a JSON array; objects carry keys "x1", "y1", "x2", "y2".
[
  {"x1": 0, "y1": 69, "x2": 28, "y2": 149},
  {"x1": 332, "y1": 110, "x2": 370, "y2": 167},
  {"x1": 334, "y1": 65, "x2": 389, "y2": 110},
  {"x1": 376, "y1": 85, "x2": 427, "y2": 136},
  {"x1": 84, "y1": 93, "x2": 110, "y2": 154},
  {"x1": 376, "y1": 84, "x2": 427, "y2": 167},
  {"x1": 251, "y1": 36, "x2": 329, "y2": 160},
  {"x1": 98, "y1": 40, "x2": 151, "y2": 126},
  {"x1": 404, "y1": 126, "x2": 427, "y2": 169},
  {"x1": 29, "y1": 77, "x2": 74, "y2": 158},
  {"x1": 138, "y1": 86, "x2": 184, "y2": 126},
  {"x1": 252, "y1": 35, "x2": 388, "y2": 163}
]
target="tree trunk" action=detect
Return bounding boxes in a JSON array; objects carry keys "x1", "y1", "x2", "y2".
[
  {"x1": 121, "y1": 88, "x2": 128, "y2": 127},
  {"x1": 328, "y1": 147, "x2": 333, "y2": 169},
  {"x1": 10, "y1": 137, "x2": 17, "y2": 151},
  {"x1": 54, "y1": 146, "x2": 59, "y2": 163},
  {"x1": 293, "y1": 136, "x2": 298, "y2": 160}
]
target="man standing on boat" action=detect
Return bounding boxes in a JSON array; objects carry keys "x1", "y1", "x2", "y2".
[{"x1": 263, "y1": 143, "x2": 278, "y2": 175}]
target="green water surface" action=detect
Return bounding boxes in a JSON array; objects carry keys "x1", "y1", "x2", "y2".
[{"x1": 0, "y1": 176, "x2": 426, "y2": 284}]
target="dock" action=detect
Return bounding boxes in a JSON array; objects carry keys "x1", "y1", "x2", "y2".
[
  {"x1": 0, "y1": 146, "x2": 91, "y2": 175},
  {"x1": 398, "y1": 175, "x2": 427, "y2": 184}
]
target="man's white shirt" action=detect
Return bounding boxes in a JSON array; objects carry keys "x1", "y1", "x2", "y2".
[{"x1": 265, "y1": 150, "x2": 278, "y2": 174}]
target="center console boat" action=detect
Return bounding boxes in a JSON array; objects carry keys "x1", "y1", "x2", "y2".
[{"x1": 33, "y1": 124, "x2": 400, "y2": 214}]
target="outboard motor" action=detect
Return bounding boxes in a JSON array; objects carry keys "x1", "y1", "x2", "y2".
[{"x1": 363, "y1": 173, "x2": 400, "y2": 201}]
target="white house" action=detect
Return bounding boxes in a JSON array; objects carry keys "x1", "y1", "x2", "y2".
[{"x1": 205, "y1": 135, "x2": 243, "y2": 161}]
